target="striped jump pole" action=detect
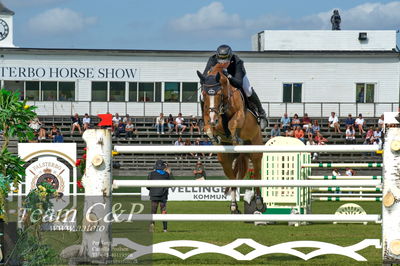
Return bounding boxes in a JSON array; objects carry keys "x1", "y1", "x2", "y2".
[
  {"x1": 312, "y1": 187, "x2": 382, "y2": 192},
  {"x1": 113, "y1": 179, "x2": 381, "y2": 188},
  {"x1": 314, "y1": 197, "x2": 382, "y2": 202},
  {"x1": 307, "y1": 176, "x2": 382, "y2": 180},
  {"x1": 302, "y1": 163, "x2": 383, "y2": 168},
  {"x1": 312, "y1": 193, "x2": 383, "y2": 197}
]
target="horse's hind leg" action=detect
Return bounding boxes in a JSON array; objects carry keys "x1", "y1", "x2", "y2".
[{"x1": 250, "y1": 152, "x2": 266, "y2": 212}]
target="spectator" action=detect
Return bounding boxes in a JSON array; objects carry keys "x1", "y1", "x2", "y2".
[
  {"x1": 184, "y1": 138, "x2": 195, "y2": 157},
  {"x1": 378, "y1": 114, "x2": 384, "y2": 131},
  {"x1": 82, "y1": 113, "x2": 91, "y2": 131},
  {"x1": 175, "y1": 113, "x2": 187, "y2": 134},
  {"x1": 156, "y1": 113, "x2": 165, "y2": 134},
  {"x1": 306, "y1": 135, "x2": 318, "y2": 160},
  {"x1": 147, "y1": 160, "x2": 173, "y2": 233},
  {"x1": 115, "y1": 121, "x2": 126, "y2": 139},
  {"x1": 125, "y1": 121, "x2": 137, "y2": 140},
  {"x1": 189, "y1": 115, "x2": 201, "y2": 135},
  {"x1": 355, "y1": 113, "x2": 366, "y2": 135},
  {"x1": 364, "y1": 127, "x2": 374, "y2": 143},
  {"x1": 345, "y1": 168, "x2": 356, "y2": 176},
  {"x1": 193, "y1": 137, "x2": 202, "y2": 157},
  {"x1": 311, "y1": 120, "x2": 320, "y2": 133},
  {"x1": 53, "y1": 130, "x2": 64, "y2": 143},
  {"x1": 280, "y1": 113, "x2": 291, "y2": 132},
  {"x1": 345, "y1": 114, "x2": 355, "y2": 129},
  {"x1": 48, "y1": 124, "x2": 58, "y2": 139},
  {"x1": 193, "y1": 161, "x2": 207, "y2": 180},
  {"x1": 123, "y1": 114, "x2": 131, "y2": 124},
  {"x1": 167, "y1": 114, "x2": 175, "y2": 134},
  {"x1": 270, "y1": 124, "x2": 281, "y2": 138},
  {"x1": 332, "y1": 168, "x2": 341, "y2": 176},
  {"x1": 294, "y1": 126, "x2": 305, "y2": 143},
  {"x1": 302, "y1": 113, "x2": 312, "y2": 130},
  {"x1": 112, "y1": 113, "x2": 122, "y2": 131},
  {"x1": 285, "y1": 126, "x2": 294, "y2": 137},
  {"x1": 174, "y1": 136, "x2": 184, "y2": 146},
  {"x1": 315, "y1": 131, "x2": 328, "y2": 145},
  {"x1": 291, "y1": 114, "x2": 301, "y2": 128},
  {"x1": 200, "y1": 137, "x2": 213, "y2": 158},
  {"x1": 71, "y1": 113, "x2": 82, "y2": 135},
  {"x1": 373, "y1": 127, "x2": 382, "y2": 143},
  {"x1": 345, "y1": 125, "x2": 356, "y2": 144},
  {"x1": 328, "y1": 112, "x2": 341, "y2": 133}
]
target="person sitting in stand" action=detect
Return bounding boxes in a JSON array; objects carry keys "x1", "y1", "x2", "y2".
[
  {"x1": 112, "y1": 113, "x2": 122, "y2": 134},
  {"x1": 355, "y1": 113, "x2": 366, "y2": 135},
  {"x1": 345, "y1": 114, "x2": 355, "y2": 129},
  {"x1": 270, "y1": 124, "x2": 281, "y2": 138},
  {"x1": 53, "y1": 130, "x2": 64, "y2": 143},
  {"x1": 115, "y1": 120, "x2": 126, "y2": 139},
  {"x1": 123, "y1": 114, "x2": 132, "y2": 124},
  {"x1": 167, "y1": 114, "x2": 175, "y2": 134},
  {"x1": 285, "y1": 126, "x2": 294, "y2": 137},
  {"x1": 193, "y1": 161, "x2": 207, "y2": 180},
  {"x1": 48, "y1": 124, "x2": 58, "y2": 139},
  {"x1": 315, "y1": 131, "x2": 328, "y2": 145},
  {"x1": 125, "y1": 120, "x2": 137, "y2": 140},
  {"x1": 378, "y1": 114, "x2": 384, "y2": 131},
  {"x1": 291, "y1": 114, "x2": 301, "y2": 128},
  {"x1": 82, "y1": 113, "x2": 91, "y2": 131},
  {"x1": 328, "y1": 112, "x2": 341, "y2": 133},
  {"x1": 202, "y1": 44, "x2": 267, "y2": 129},
  {"x1": 147, "y1": 160, "x2": 173, "y2": 233},
  {"x1": 294, "y1": 126, "x2": 305, "y2": 143},
  {"x1": 156, "y1": 113, "x2": 165, "y2": 134},
  {"x1": 175, "y1": 113, "x2": 187, "y2": 134},
  {"x1": 189, "y1": 115, "x2": 201, "y2": 135},
  {"x1": 71, "y1": 113, "x2": 82, "y2": 135},
  {"x1": 345, "y1": 125, "x2": 356, "y2": 144},
  {"x1": 302, "y1": 113, "x2": 312, "y2": 130},
  {"x1": 280, "y1": 113, "x2": 291, "y2": 133}
]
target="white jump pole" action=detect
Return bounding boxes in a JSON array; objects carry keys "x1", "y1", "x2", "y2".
[
  {"x1": 114, "y1": 145, "x2": 380, "y2": 154},
  {"x1": 302, "y1": 163, "x2": 382, "y2": 168},
  {"x1": 113, "y1": 179, "x2": 380, "y2": 188},
  {"x1": 312, "y1": 187, "x2": 382, "y2": 192},
  {"x1": 313, "y1": 197, "x2": 382, "y2": 202},
  {"x1": 308, "y1": 176, "x2": 382, "y2": 180},
  {"x1": 312, "y1": 193, "x2": 383, "y2": 197},
  {"x1": 116, "y1": 214, "x2": 381, "y2": 223}
]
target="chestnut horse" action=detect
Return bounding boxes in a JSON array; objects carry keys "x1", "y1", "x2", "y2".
[{"x1": 197, "y1": 65, "x2": 265, "y2": 213}]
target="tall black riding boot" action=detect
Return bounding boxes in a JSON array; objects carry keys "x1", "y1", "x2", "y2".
[{"x1": 247, "y1": 90, "x2": 268, "y2": 130}]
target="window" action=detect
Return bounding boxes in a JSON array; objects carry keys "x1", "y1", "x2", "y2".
[
  {"x1": 182, "y1": 82, "x2": 198, "y2": 102},
  {"x1": 356, "y1": 83, "x2": 375, "y2": 103},
  {"x1": 129, "y1": 82, "x2": 138, "y2": 102},
  {"x1": 59, "y1": 82, "x2": 75, "y2": 101},
  {"x1": 41, "y1": 81, "x2": 57, "y2": 101},
  {"x1": 110, "y1": 82, "x2": 125, "y2": 102},
  {"x1": 139, "y1": 82, "x2": 154, "y2": 102},
  {"x1": 4, "y1": 81, "x2": 24, "y2": 100},
  {"x1": 283, "y1": 83, "x2": 302, "y2": 103},
  {"x1": 165, "y1": 82, "x2": 180, "y2": 102},
  {"x1": 92, "y1": 82, "x2": 107, "y2": 101},
  {"x1": 26, "y1": 81, "x2": 39, "y2": 101}
]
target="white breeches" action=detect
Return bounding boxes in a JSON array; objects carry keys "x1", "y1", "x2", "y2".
[{"x1": 242, "y1": 75, "x2": 253, "y2": 97}]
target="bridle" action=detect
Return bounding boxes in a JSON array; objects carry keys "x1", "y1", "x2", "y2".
[{"x1": 202, "y1": 82, "x2": 226, "y2": 117}]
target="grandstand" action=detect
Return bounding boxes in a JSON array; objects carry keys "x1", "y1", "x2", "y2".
[{"x1": 5, "y1": 114, "x2": 383, "y2": 177}]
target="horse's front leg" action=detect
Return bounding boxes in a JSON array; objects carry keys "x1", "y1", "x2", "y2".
[
  {"x1": 218, "y1": 153, "x2": 241, "y2": 214},
  {"x1": 228, "y1": 109, "x2": 245, "y2": 145},
  {"x1": 229, "y1": 188, "x2": 241, "y2": 214},
  {"x1": 250, "y1": 152, "x2": 265, "y2": 212}
]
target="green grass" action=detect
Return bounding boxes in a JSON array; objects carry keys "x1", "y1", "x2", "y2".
[{"x1": 38, "y1": 176, "x2": 383, "y2": 265}]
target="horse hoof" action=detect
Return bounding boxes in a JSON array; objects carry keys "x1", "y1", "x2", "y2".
[
  {"x1": 255, "y1": 197, "x2": 264, "y2": 212},
  {"x1": 231, "y1": 208, "x2": 241, "y2": 214}
]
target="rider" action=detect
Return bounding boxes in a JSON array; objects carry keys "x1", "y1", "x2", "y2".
[{"x1": 202, "y1": 44, "x2": 268, "y2": 129}]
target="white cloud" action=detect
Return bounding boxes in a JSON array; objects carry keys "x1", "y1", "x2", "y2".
[
  {"x1": 168, "y1": 2, "x2": 243, "y2": 37},
  {"x1": 168, "y1": 1, "x2": 400, "y2": 39},
  {"x1": 27, "y1": 8, "x2": 97, "y2": 35}
]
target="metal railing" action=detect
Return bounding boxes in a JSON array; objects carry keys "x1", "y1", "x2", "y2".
[{"x1": 26, "y1": 101, "x2": 399, "y2": 118}]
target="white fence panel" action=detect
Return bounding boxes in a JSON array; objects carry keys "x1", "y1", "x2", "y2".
[
  {"x1": 357, "y1": 104, "x2": 375, "y2": 117},
  {"x1": 127, "y1": 103, "x2": 144, "y2": 116},
  {"x1": 162, "y1": 103, "x2": 180, "y2": 116},
  {"x1": 180, "y1": 103, "x2": 198, "y2": 116},
  {"x1": 33, "y1": 101, "x2": 53, "y2": 116},
  {"x1": 143, "y1": 103, "x2": 162, "y2": 116},
  {"x1": 269, "y1": 103, "x2": 286, "y2": 117},
  {"x1": 321, "y1": 104, "x2": 339, "y2": 117},
  {"x1": 375, "y1": 104, "x2": 394, "y2": 117},
  {"x1": 338, "y1": 104, "x2": 357, "y2": 117},
  {"x1": 286, "y1": 104, "x2": 304, "y2": 116},
  {"x1": 72, "y1": 102, "x2": 90, "y2": 116},
  {"x1": 304, "y1": 104, "x2": 322, "y2": 117},
  {"x1": 108, "y1": 103, "x2": 127, "y2": 116},
  {"x1": 90, "y1": 102, "x2": 108, "y2": 116}
]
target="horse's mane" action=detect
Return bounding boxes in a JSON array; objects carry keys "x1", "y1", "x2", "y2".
[{"x1": 209, "y1": 64, "x2": 225, "y2": 75}]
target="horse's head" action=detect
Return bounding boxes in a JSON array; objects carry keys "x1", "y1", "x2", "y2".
[{"x1": 197, "y1": 68, "x2": 230, "y2": 127}]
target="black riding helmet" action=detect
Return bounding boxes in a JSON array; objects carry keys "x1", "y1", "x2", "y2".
[{"x1": 216, "y1": 44, "x2": 232, "y2": 63}]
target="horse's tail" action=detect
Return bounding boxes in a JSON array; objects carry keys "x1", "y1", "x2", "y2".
[{"x1": 233, "y1": 154, "x2": 249, "y2": 180}]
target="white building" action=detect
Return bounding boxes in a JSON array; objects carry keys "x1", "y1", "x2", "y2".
[{"x1": 0, "y1": 3, "x2": 398, "y2": 117}]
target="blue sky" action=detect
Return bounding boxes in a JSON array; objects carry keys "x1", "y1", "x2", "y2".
[{"x1": 2, "y1": 0, "x2": 400, "y2": 51}]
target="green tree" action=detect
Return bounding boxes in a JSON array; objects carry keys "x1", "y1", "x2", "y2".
[{"x1": 0, "y1": 89, "x2": 37, "y2": 220}]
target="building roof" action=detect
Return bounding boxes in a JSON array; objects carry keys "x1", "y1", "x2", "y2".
[
  {"x1": 0, "y1": 47, "x2": 398, "y2": 59},
  {"x1": 0, "y1": 2, "x2": 14, "y2": 15}
]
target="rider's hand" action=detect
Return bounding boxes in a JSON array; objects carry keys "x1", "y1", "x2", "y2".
[{"x1": 222, "y1": 69, "x2": 232, "y2": 79}]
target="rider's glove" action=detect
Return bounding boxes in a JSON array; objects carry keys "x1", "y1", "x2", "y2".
[{"x1": 222, "y1": 69, "x2": 232, "y2": 79}]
